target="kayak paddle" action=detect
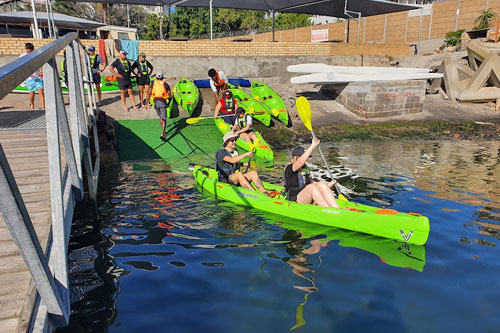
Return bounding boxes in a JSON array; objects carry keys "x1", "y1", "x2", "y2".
[
  {"x1": 186, "y1": 111, "x2": 265, "y2": 124},
  {"x1": 243, "y1": 137, "x2": 260, "y2": 173},
  {"x1": 295, "y1": 96, "x2": 348, "y2": 201}
]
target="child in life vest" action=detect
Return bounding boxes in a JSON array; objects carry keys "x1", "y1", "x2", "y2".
[{"x1": 232, "y1": 107, "x2": 258, "y2": 145}]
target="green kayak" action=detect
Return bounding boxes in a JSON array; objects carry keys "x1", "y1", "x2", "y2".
[
  {"x1": 214, "y1": 117, "x2": 274, "y2": 166},
  {"x1": 227, "y1": 83, "x2": 271, "y2": 127},
  {"x1": 193, "y1": 165, "x2": 430, "y2": 245},
  {"x1": 173, "y1": 78, "x2": 199, "y2": 117},
  {"x1": 251, "y1": 81, "x2": 290, "y2": 127},
  {"x1": 13, "y1": 76, "x2": 138, "y2": 94}
]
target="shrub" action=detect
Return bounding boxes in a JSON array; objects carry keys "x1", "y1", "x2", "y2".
[{"x1": 445, "y1": 29, "x2": 465, "y2": 46}]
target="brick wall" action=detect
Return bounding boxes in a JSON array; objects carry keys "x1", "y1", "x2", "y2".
[{"x1": 0, "y1": 38, "x2": 410, "y2": 57}]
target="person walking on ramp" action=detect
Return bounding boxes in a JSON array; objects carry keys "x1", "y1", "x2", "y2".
[{"x1": 146, "y1": 72, "x2": 172, "y2": 140}]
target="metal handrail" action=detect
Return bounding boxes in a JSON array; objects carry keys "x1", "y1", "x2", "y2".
[{"x1": 0, "y1": 32, "x2": 77, "y2": 100}]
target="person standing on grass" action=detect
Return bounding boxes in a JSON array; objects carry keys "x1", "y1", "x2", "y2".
[
  {"x1": 145, "y1": 72, "x2": 172, "y2": 140},
  {"x1": 87, "y1": 45, "x2": 106, "y2": 106},
  {"x1": 132, "y1": 52, "x2": 154, "y2": 108},
  {"x1": 110, "y1": 50, "x2": 139, "y2": 112},
  {"x1": 208, "y1": 68, "x2": 228, "y2": 106},
  {"x1": 20, "y1": 43, "x2": 44, "y2": 110}
]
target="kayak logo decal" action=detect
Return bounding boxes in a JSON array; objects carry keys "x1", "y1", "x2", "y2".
[
  {"x1": 238, "y1": 192, "x2": 259, "y2": 200},
  {"x1": 322, "y1": 208, "x2": 340, "y2": 215},
  {"x1": 399, "y1": 230, "x2": 414, "y2": 242}
]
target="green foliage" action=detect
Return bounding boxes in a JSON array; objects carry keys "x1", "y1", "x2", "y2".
[
  {"x1": 473, "y1": 9, "x2": 498, "y2": 30},
  {"x1": 267, "y1": 13, "x2": 311, "y2": 30},
  {"x1": 444, "y1": 29, "x2": 465, "y2": 46}
]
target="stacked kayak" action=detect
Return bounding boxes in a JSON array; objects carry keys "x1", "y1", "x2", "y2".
[
  {"x1": 251, "y1": 81, "x2": 290, "y2": 127},
  {"x1": 173, "y1": 78, "x2": 199, "y2": 117},
  {"x1": 13, "y1": 76, "x2": 132, "y2": 94},
  {"x1": 214, "y1": 117, "x2": 274, "y2": 166},
  {"x1": 192, "y1": 165, "x2": 430, "y2": 245},
  {"x1": 227, "y1": 83, "x2": 271, "y2": 127}
]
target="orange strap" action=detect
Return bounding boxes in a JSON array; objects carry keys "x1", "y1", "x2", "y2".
[{"x1": 375, "y1": 209, "x2": 399, "y2": 215}]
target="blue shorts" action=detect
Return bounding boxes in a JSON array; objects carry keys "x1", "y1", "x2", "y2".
[{"x1": 26, "y1": 78, "x2": 43, "y2": 92}]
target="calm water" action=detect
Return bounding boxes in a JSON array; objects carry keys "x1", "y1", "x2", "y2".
[{"x1": 61, "y1": 139, "x2": 500, "y2": 332}]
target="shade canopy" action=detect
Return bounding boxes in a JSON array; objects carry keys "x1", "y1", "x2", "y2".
[
  {"x1": 0, "y1": 11, "x2": 106, "y2": 29},
  {"x1": 68, "y1": 0, "x2": 418, "y2": 18}
]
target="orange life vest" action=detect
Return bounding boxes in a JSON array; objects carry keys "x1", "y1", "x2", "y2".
[
  {"x1": 213, "y1": 71, "x2": 226, "y2": 88},
  {"x1": 151, "y1": 80, "x2": 170, "y2": 100},
  {"x1": 219, "y1": 97, "x2": 237, "y2": 114}
]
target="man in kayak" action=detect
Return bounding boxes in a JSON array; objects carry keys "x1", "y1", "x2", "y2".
[
  {"x1": 232, "y1": 107, "x2": 258, "y2": 144},
  {"x1": 145, "y1": 72, "x2": 171, "y2": 140},
  {"x1": 216, "y1": 132, "x2": 267, "y2": 194},
  {"x1": 284, "y1": 138, "x2": 339, "y2": 208},
  {"x1": 110, "y1": 50, "x2": 139, "y2": 112},
  {"x1": 214, "y1": 90, "x2": 237, "y2": 125},
  {"x1": 87, "y1": 45, "x2": 106, "y2": 106},
  {"x1": 208, "y1": 68, "x2": 228, "y2": 106},
  {"x1": 132, "y1": 52, "x2": 154, "y2": 108}
]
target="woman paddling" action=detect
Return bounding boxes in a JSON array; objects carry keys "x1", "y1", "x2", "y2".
[{"x1": 284, "y1": 138, "x2": 339, "y2": 208}]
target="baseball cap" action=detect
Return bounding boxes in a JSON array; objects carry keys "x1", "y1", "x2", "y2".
[
  {"x1": 223, "y1": 132, "x2": 238, "y2": 146},
  {"x1": 292, "y1": 146, "x2": 306, "y2": 157},
  {"x1": 88, "y1": 46, "x2": 95, "y2": 51},
  {"x1": 156, "y1": 72, "x2": 164, "y2": 79},
  {"x1": 120, "y1": 50, "x2": 127, "y2": 55},
  {"x1": 139, "y1": 52, "x2": 146, "y2": 57}
]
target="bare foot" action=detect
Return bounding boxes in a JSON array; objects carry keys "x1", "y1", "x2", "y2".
[
  {"x1": 123, "y1": 107, "x2": 129, "y2": 113},
  {"x1": 30, "y1": 103, "x2": 34, "y2": 110},
  {"x1": 140, "y1": 104, "x2": 146, "y2": 108},
  {"x1": 134, "y1": 106, "x2": 139, "y2": 112}
]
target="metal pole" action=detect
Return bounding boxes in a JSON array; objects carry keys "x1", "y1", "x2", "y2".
[
  {"x1": 356, "y1": 13, "x2": 361, "y2": 43},
  {"x1": 455, "y1": 0, "x2": 460, "y2": 32},
  {"x1": 48, "y1": 0, "x2": 57, "y2": 38},
  {"x1": 31, "y1": 0, "x2": 40, "y2": 38},
  {"x1": 159, "y1": 7, "x2": 163, "y2": 40},
  {"x1": 45, "y1": 0, "x2": 52, "y2": 38},
  {"x1": 127, "y1": 4, "x2": 130, "y2": 28},
  {"x1": 168, "y1": 6, "x2": 172, "y2": 39},
  {"x1": 418, "y1": 7, "x2": 423, "y2": 55},
  {"x1": 272, "y1": 11, "x2": 276, "y2": 42},
  {"x1": 210, "y1": 0, "x2": 213, "y2": 42}
]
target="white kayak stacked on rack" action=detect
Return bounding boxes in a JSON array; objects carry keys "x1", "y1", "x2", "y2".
[{"x1": 288, "y1": 63, "x2": 443, "y2": 84}]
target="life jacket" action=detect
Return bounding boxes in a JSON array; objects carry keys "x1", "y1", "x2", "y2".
[
  {"x1": 120, "y1": 59, "x2": 129, "y2": 73},
  {"x1": 283, "y1": 164, "x2": 311, "y2": 200},
  {"x1": 216, "y1": 149, "x2": 240, "y2": 182},
  {"x1": 90, "y1": 55, "x2": 99, "y2": 70},
  {"x1": 61, "y1": 58, "x2": 66, "y2": 78},
  {"x1": 139, "y1": 61, "x2": 148, "y2": 75},
  {"x1": 219, "y1": 97, "x2": 237, "y2": 114},
  {"x1": 212, "y1": 71, "x2": 225, "y2": 88},
  {"x1": 237, "y1": 114, "x2": 252, "y2": 131},
  {"x1": 151, "y1": 80, "x2": 170, "y2": 100}
]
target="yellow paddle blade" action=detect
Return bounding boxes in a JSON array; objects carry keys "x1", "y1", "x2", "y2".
[
  {"x1": 248, "y1": 137, "x2": 260, "y2": 152},
  {"x1": 338, "y1": 194, "x2": 348, "y2": 201},
  {"x1": 186, "y1": 117, "x2": 203, "y2": 124},
  {"x1": 295, "y1": 96, "x2": 313, "y2": 131}
]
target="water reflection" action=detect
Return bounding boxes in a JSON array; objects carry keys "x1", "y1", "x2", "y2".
[{"x1": 62, "y1": 139, "x2": 500, "y2": 332}]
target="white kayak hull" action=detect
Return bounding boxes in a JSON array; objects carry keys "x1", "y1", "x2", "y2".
[
  {"x1": 290, "y1": 72, "x2": 443, "y2": 84},
  {"x1": 287, "y1": 63, "x2": 432, "y2": 74}
]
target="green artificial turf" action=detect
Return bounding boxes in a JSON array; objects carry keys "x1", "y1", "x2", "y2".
[{"x1": 118, "y1": 118, "x2": 223, "y2": 170}]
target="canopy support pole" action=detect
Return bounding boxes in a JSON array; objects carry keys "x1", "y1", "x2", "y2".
[
  {"x1": 272, "y1": 10, "x2": 275, "y2": 42},
  {"x1": 210, "y1": 0, "x2": 213, "y2": 42},
  {"x1": 159, "y1": 6, "x2": 163, "y2": 40},
  {"x1": 45, "y1": 0, "x2": 52, "y2": 38},
  {"x1": 344, "y1": 0, "x2": 362, "y2": 43},
  {"x1": 31, "y1": 0, "x2": 40, "y2": 38}
]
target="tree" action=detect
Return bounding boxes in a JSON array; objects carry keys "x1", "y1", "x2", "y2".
[
  {"x1": 267, "y1": 12, "x2": 311, "y2": 30},
  {"x1": 473, "y1": 9, "x2": 498, "y2": 30}
]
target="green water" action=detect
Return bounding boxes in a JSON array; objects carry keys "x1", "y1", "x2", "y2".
[{"x1": 61, "y1": 139, "x2": 500, "y2": 332}]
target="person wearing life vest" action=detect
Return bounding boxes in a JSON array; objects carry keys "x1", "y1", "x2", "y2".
[
  {"x1": 145, "y1": 72, "x2": 172, "y2": 140},
  {"x1": 132, "y1": 52, "x2": 154, "y2": 108},
  {"x1": 60, "y1": 50, "x2": 68, "y2": 88},
  {"x1": 87, "y1": 45, "x2": 106, "y2": 106},
  {"x1": 208, "y1": 68, "x2": 228, "y2": 106},
  {"x1": 214, "y1": 90, "x2": 237, "y2": 125},
  {"x1": 215, "y1": 132, "x2": 267, "y2": 193},
  {"x1": 232, "y1": 107, "x2": 258, "y2": 145},
  {"x1": 110, "y1": 50, "x2": 139, "y2": 113},
  {"x1": 284, "y1": 138, "x2": 339, "y2": 208}
]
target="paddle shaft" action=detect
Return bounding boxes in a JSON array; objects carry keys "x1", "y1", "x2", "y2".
[{"x1": 310, "y1": 130, "x2": 343, "y2": 197}]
